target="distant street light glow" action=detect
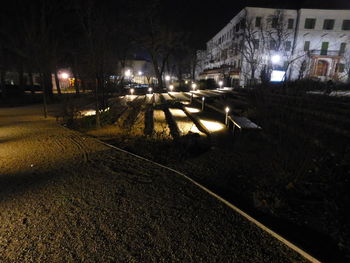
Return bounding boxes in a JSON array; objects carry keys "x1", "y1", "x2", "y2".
[
  {"x1": 125, "y1": 69, "x2": 131, "y2": 77},
  {"x1": 138, "y1": 71, "x2": 143, "y2": 76},
  {"x1": 165, "y1": 75, "x2": 171, "y2": 81},
  {"x1": 148, "y1": 87, "x2": 153, "y2": 94},
  {"x1": 271, "y1": 55, "x2": 281, "y2": 64},
  {"x1": 60, "y1": 72, "x2": 69, "y2": 79},
  {"x1": 225, "y1": 107, "x2": 230, "y2": 113},
  {"x1": 218, "y1": 80, "x2": 223, "y2": 89},
  {"x1": 130, "y1": 88, "x2": 134, "y2": 95},
  {"x1": 191, "y1": 83, "x2": 197, "y2": 90},
  {"x1": 169, "y1": 85, "x2": 174, "y2": 91}
]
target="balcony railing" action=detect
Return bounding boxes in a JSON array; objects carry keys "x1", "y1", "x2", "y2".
[{"x1": 309, "y1": 50, "x2": 343, "y2": 56}]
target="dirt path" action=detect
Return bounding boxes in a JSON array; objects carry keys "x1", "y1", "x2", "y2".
[{"x1": 0, "y1": 104, "x2": 309, "y2": 262}]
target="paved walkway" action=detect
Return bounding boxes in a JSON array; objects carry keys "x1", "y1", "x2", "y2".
[{"x1": 0, "y1": 104, "x2": 308, "y2": 262}]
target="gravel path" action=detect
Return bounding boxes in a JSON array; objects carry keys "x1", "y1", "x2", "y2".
[{"x1": 0, "y1": 104, "x2": 309, "y2": 262}]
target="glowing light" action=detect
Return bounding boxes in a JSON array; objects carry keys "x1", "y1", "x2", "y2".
[
  {"x1": 165, "y1": 75, "x2": 171, "y2": 81},
  {"x1": 271, "y1": 70, "x2": 286, "y2": 82},
  {"x1": 200, "y1": 120, "x2": 225, "y2": 132},
  {"x1": 60, "y1": 72, "x2": 69, "y2": 79},
  {"x1": 202, "y1": 97, "x2": 205, "y2": 101},
  {"x1": 148, "y1": 87, "x2": 153, "y2": 94},
  {"x1": 218, "y1": 80, "x2": 223, "y2": 87},
  {"x1": 271, "y1": 55, "x2": 281, "y2": 64},
  {"x1": 185, "y1": 80, "x2": 188, "y2": 84},
  {"x1": 225, "y1": 107, "x2": 230, "y2": 113},
  {"x1": 169, "y1": 85, "x2": 174, "y2": 91},
  {"x1": 138, "y1": 71, "x2": 143, "y2": 76},
  {"x1": 130, "y1": 88, "x2": 134, "y2": 95},
  {"x1": 81, "y1": 110, "x2": 96, "y2": 116},
  {"x1": 191, "y1": 83, "x2": 197, "y2": 90},
  {"x1": 185, "y1": 107, "x2": 200, "y2": 113},
  {"x1": 125, "y1": 69, "x2": 131, "y2": 77}
]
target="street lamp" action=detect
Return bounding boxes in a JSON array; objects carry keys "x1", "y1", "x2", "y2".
[
  {"x1": 148, "y1": 87, "x2": 153, "y2": 94},
  {"x1": 202, "y1": 97, "x2": 205, "y2": 111},
  {"x1": 225, "y1": 107, "x2": 230, "y2": 125},
  {"x1": 130, "y1": 88, "x2": 134, "y2": 95},
  {"x1": 191, "y1": 83, "x2": 197, "y2": 91},
  {"x1": 218, "y1": 80, "x2": 223, "y2": 90},
  {"x1": 60, "y1": 72, "x2": 69, "y2": 79},
  {"x1": 124, "y1": 69, "x2": 131, "y2": 77},
  {"x1": 271, "y1": 55, "x2": 281, "y2": 64},
  {"x1": 138, "y1": 71, "x2": 143, "y2": 76},
  {"x1": 169, "y1": 84, "x2": 174, "y2": 91},
  {"x1": 165, "y1": 75, "x2": 171, "y2": 81}
]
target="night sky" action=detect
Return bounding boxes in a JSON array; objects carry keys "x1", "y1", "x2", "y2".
[{"x1": 164, "y1": 0, "x2": 350, "y2": 49}]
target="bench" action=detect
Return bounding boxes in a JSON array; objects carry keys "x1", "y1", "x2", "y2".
[{"x1": 227, "y1": 116, "x2": 261, "y2": 134}]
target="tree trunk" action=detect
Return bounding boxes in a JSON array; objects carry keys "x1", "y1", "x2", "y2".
[
  {"x1": 54, "y1": 71, "x2": 62, "y2": 95},
  {"x1": 95, "y1": 77, "x2": 101, "y2": 129},
  {"x1": 72, "y1": 67, "x2": 80, "y2": 96},
  {"x1": 40, "y1": 73, "x2": 48, "y2": 118}
]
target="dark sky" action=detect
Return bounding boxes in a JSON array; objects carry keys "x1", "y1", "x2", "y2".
[{"x1": 163, "y1": 0, "x2": 350, "y2": 49}]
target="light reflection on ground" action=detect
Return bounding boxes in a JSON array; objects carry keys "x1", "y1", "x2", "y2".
[
  {"x1": 185, "y1": 107, "x2": 200, "y2": 113},
  {"x1": 168, "y1": 109, "x2": 204, "y2": 135},
  {"x1": 199, "y1": 120, "x2": 225, "y2": 132}
]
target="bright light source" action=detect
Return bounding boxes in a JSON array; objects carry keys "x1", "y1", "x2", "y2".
[
  {"x1": 219, "y1": 80, "x2": 223, "y2": 87},
  {"x1": 60, "y1": 72, "x2": 69, "y2": 79},
  {"x1": 185, "y1": 80, "x2": 188, "y2": 84},
  {"x1": 271, "y1": 55, "x2": 281, "y2": 64},
  {"x1": 125, "y1": 69, "x2": 131, "y2": 77},
  {"x1": 169, "y1": 85, "x2": 174, "y2": 91},
  {"x1": 138, "y1": 71, "x2": 143, "y2": 76},
  {"x1": 130, "y1": 88, "x2": 134, "y2": 95},
  {"x1": 270, "y1": 70, "x2": 286, "y2": 82},
  {"x1": 148, "y1": 87, "x2": 153, "y2": 93},
  {"x1": 81, "y1": 109, "x2": 96, "y2": 116},
  {"x1": 202, "y1": 97, "x2": 205, "y2": 101},
  {"x1": 191, "y1": 83, "x2": 197, "y2": 90},
  {"x1": 165, "y1": 75, "x2": 171, "y2": 81},
  {"x1": 225, "y1": 107, "x2": 230, "y2": 113}
]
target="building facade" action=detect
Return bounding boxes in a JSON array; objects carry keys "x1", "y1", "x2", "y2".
[{"x1": 196, "y1": 7, "x2": 350, "y2": 87}]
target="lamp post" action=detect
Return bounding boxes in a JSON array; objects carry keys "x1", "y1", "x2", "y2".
[
  {"x1": 148, "y1": 87, "x2": 153, "y2": 94},
  {"x1": 202, "y1": 97, "x2": 205, "y2": 111},
  {"x1": 125, "y1": 69, "x2": 131, "y2": 88},
  {"x1": 225, "y1": 107, "x2": 230, "y2": 125},
  {"x1": 130, "y1": 88, "x2": 134, "y2": 95},
  {"x1": 169, "y1": 84, "x2": 174, "y2": 92}
]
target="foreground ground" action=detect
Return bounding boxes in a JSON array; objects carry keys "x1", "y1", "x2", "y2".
[
  {"x1": 72, "y1": 88, "x2": 349, "y2": 262},
  {"x1": 0, "y1": 104, "x2": 309, "y2": 262}
]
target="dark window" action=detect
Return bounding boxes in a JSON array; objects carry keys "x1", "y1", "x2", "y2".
[
  {"x1": 285, "y1": 41, "x2": 292, "y2": 51},
  {"x1": 342, "y1": 20, "x2": 350, "y2": 30},
  {"x1": 288, "y1": 19, "x2": 294, "y2": 29},
  {"x1": 272, "y1": 17, "x2": 278, "y2": 28},
  {"x1": 235, "y1": 23, "x2": 240, "y2": 32},
  {"x1": 253, "y1": 39, "x2": 259, "y2": 49},
  {"x1": 240, "y1": 19, "x2": 246, "y2": 29},
  {"x1": 323, "y1": 19, "x2": 335, "y2": 30},
  {"x1": 270, "y1": 40, "x2": 276, "y2": 50},
  {"x1": 337, "y1": 63, "x2": 345, "y2": 72},
  {"x1": 255, "y1": 17, "x2": 262, "y2": 27},
  {"x1": 339, "y1": 42, "x2": 346, "y2": 55},
  {"x1": 304, "y1": 41, "x2": 310, "y2": 51},
  {"x1": 305, "y1": 18, "x2": 316, "y2": 29},
  {"x1": 321, "y1": 42, "x2": 329, "y2": 55}
]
